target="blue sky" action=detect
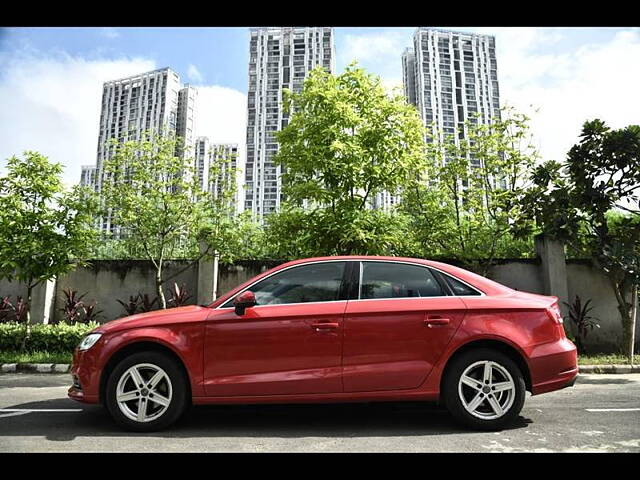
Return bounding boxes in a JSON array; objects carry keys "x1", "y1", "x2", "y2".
[{"x1": 1, "y1": 27, "x2": 639, "y2": 186}]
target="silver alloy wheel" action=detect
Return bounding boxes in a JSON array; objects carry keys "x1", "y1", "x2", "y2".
[
  {"x1": 458, "y1": 360, "x2": 516, "y2": 420},
  {"x1": 116, "y1": 363, "x2": 173, "y2": 423}
]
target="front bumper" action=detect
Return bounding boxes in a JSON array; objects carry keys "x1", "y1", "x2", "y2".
[{"x1": 67, "y1": 347, "x2": 101, "y2": 404}]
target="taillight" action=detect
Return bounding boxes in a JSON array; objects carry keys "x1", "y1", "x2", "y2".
[
  {"x1": 546, "y1": 302, "x2": 563, "y2": 324},
  {"x1": 546, "y1": 301, "x2": 566, "y2": 339}
]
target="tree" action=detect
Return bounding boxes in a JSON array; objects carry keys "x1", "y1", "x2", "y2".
[
  {"x1": 0, "y1": 152, "x2": 98, "y2": 347},
  {"x1": 265, "y1": 205, "x2": 420, "y2": 260},
  {"x1": 269, "y1": 63, "x2": 427, "y2": 257},
  {"x1": 198, "y1": 146, "x2": 253, "y2": 264},
  {"x1": 101, "y1": 131, "x2": 206, "y2": 309},
  {"x1": 518, "y1": 120, "x2": 640, "y2": 361},
  {"x1": 402, "y1": 107, "x2": 538, "y2": 274}
]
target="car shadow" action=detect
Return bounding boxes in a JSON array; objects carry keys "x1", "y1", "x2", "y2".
[{"x1": 0, "y1": 398, "x2": 532, "y2": 442}]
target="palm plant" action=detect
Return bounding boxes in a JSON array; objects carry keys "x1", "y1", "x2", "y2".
[
  {"x1": 60, "y1": 288, "x2": 87, "y2": 324},
  {"x1": 0, "y1": 296, "x2": 14, "y2": 323},
  {"x1": 167, "y1": 283, "x2": 191, "y2": 307},
  {"x1": 82, "y1": 302, "x2": 103, "y2": 323},
  {"x1": 563, "y1": 295, "x2": 600, "y2": 354},
  {"x1": 139, "y1": 293, "x2": 159, "y2": 313},
  {"x1": 116, "y1": 295, "x2": 140, "y2": 317}
]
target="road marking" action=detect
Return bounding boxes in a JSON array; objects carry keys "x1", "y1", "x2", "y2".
[
  {"x1": 0, "y1": 411, "x2": 30, "y2": 419},
  {"x1": 0, "y1": 409, "x2": 82, "y2": 412},
  {"x1": 586, "y1": 408, "x2": 640, "y2": 412}
]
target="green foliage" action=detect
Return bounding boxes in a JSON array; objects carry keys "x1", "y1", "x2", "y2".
[
  {"x1": 265, "y1": 205, "x2": 419, "y2": 260},
  {"x1": 100, "y1": 131, "x2": 207, "y2": 307},
  {"x1": 0, "y1": 151, "x2": 99, "y2": 322},
  {"x1": 402, "y1": 107, "x2": 538, "y2": 273},
  {"x1": 577, "y1": 354, "x2": 640, "y2": 365},
  {"x1": 0, "y1": 350, "x2": 73, "y2": 364},
  {"x1": 0, "y1": 321, "x2": 99, "y2": 352},
  {"x1": 520, "y1": 119, "x2": 640, "y2": 359},
  {"x1": 267, "y1": 63, "x2": 427, "y2": 257}
]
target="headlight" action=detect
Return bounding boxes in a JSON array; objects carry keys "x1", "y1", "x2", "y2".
[{"x1": 78, "y1": 333, "x2": 102, "y2": 351}]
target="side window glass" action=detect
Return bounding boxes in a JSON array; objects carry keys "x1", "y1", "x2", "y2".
[
  {"x1": 360, "y1": 262, "x2": 444, "y2": 299},
  {"x1": 223, "y1": 262, "x2": 346, "y2": 307},
  {"x1": 443, "y1": 274, "x2": 482, "y2": 296}
]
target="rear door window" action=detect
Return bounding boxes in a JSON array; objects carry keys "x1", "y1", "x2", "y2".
[{"x1": 359, "y1": 262, "x2": 444, "y2": 299}]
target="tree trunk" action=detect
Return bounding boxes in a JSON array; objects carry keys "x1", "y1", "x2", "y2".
[
  {"x1": 156, "y1": 264, "x2": 166, "y2": 309},
  {"x1": 611, "y1": 278, "x2": 634, "y2": 360},
  {"x1": 212, "y1": 252, "x2": 219, "y2": 301},
  {"x1": 630, "y1": 285, "x2": 637, "y2": 365},
  {"x1": 20, "y1": 283, "x2": 33, "y2": 352}
]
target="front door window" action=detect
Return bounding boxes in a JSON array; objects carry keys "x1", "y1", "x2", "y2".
[{"x1": 223, "y1": 261, "x2": 347, "y2": 307}]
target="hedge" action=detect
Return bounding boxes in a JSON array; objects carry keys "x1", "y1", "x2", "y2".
[{"x1": 0, "y1": 322, "x2": 100, "y2": 352}]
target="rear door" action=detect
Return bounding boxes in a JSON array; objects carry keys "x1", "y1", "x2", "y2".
[{"x1": 343, "y1": 261, "x2": 467, "y2": 392}]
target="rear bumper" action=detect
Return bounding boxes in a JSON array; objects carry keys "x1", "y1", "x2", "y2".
[{"x1": 529, "y1": 337, "x2": 579, "y2": 395}]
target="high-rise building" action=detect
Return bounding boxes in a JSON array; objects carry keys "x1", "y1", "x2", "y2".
[
  {"x1": 194, "y1": 137, "x2": 243, "y2": 213},
  {"x1": 403, "y1": 28, "x2": 501, "y2": 153},
  {"x1": 176, "y1": 84, "x2": 197, "y2": 159},
  {"x1": 80, "y1": 165, "x2": 98, "y2": 192},
  {"x1": 401, "y1": 47, "x2": 417, "y2": 106},
  {"x1": 380, "y1": 29, "x2": 502, "y2": 210},
  {"x1": 194, "y1": 136, "x2": 211, "y2": 192},
  {"x1": 244, "y1": 26, "x2": 335, "y2": 220},
  {"x1": 81, "y1": 67, "x2": 197, "y2": 234}
]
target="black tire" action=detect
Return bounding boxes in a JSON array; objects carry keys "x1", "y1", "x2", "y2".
[
  {"x1": 105, "y1": 351, "x2": 188, "y2": 432},
  {"x1": 442, "y1": 348, "x2": 526, "y2": 431}
]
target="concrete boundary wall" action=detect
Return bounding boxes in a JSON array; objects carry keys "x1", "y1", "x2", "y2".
[{"x1": 1, "y1": 246, "x2": 638, "y2": 352}]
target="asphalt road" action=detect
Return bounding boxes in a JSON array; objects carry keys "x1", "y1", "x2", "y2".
[{"x1": 0, "y1": 373, "x2": 638, "y2": 452}]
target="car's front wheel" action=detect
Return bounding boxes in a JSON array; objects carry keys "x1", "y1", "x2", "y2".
[
  {"x1": 105, "y1": 351, "x2": 188, "y2": 432},
  {"x1": 442, "y1": 348, "x2": 526, "y2": 431}
]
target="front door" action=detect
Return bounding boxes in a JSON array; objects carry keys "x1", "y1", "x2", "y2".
[
  {"x1": 343, "y1": 261, "x2": 467, "y2": 392},
  {"x1": 203, "y1": 261, "x2": 349, "y2": 397}
]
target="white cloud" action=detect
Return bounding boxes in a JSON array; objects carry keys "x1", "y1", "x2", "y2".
[
  {"x1": 0, "y1": 49, "x2": 248, "y2": 189},
  {"x1": 99, "y1": 28, "x2": 120, "y2": 39},
  {"x1": 0, "y1": 51, "x2": 156, "y2": 187},
  {"x1": 494, "y1": 28, "x2": 640, "y2": 162},
  {"x1": 340, "y1": 31, "x2": 408, "y2": 65},
  {"x1": 342, "y1": 27, "x2": 640, "y2": 165},
  {"x1": 193, "y1": 85, "x2": 246, "y2": 144},
  {"x1": 338, "y1": 30, "x2": 411, "y2": 83},
  {"x1": 187, "y1": 63, "x2": 204, "y2": 84},
  {"x1": 193, "y1": 85, "x2": 247, "y2": 172}
]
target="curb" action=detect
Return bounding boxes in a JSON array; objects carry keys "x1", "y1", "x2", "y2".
[
  {"x1": 0, "y1": 363, "x2": 70, "y2": 374},
  {"x1": 0, "y1": 363, "x2": 638, "y2": 374},
  {"x1": 579, "y1": 364, "x2": 640, "y2": 374}
]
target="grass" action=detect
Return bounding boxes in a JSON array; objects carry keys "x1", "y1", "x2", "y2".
[
  {"x1": 578, "y1": 353, "x2": 640, "y2": 365},
  {"x1": 0, "y1": 350, "x2": 637, "y2": 366},
  {"x1": 0, "y1": 350, "x2": 73, "y2": 364}
]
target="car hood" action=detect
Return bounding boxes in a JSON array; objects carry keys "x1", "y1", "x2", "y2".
[{"x1": 97, "y1": 305, "x2": 211, "y2": 334}]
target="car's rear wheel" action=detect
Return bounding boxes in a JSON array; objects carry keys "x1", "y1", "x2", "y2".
[
  {"x1": 442, "y1": 348, "x2": 526, "y2": 431},
  {"x1": 105, "y1": 351, "x2": 188, "y2": 432}
]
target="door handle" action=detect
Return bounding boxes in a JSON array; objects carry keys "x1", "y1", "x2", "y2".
[
  {"x1": 423, "y1": 317, "x2": 450, "y2": 327},
  {"x1": 311, "y1": 322, "x2": 339, "y2": 331}
]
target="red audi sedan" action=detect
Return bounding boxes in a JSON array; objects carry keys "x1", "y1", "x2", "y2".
[{"x1": 68, "y1": 256, "x2": 578, "y2": 432}]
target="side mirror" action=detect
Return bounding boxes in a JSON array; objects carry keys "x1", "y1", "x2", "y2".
[{"x1": 233, "y1": 290, "x2": 256, "y2": 316}]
